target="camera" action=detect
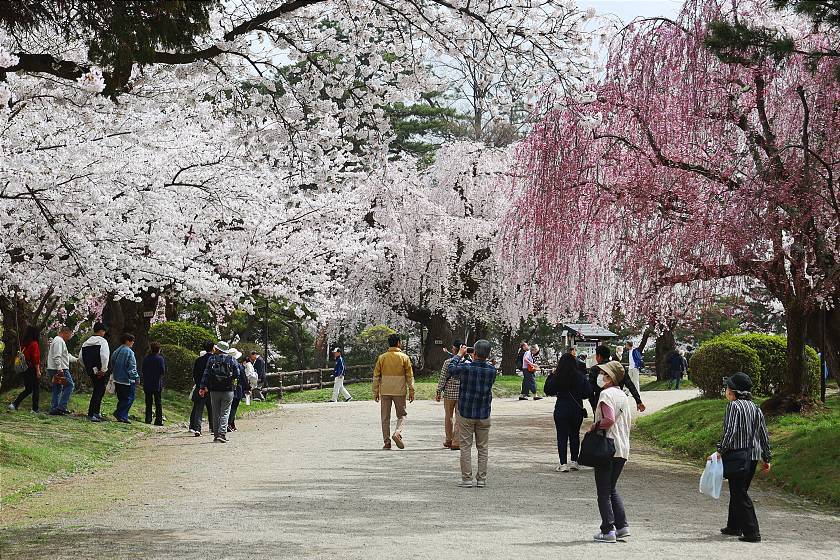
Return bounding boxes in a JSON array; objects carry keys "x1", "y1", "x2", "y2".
[{"x1": 466, "y1": 347, "x2": 475, "y2": 354}]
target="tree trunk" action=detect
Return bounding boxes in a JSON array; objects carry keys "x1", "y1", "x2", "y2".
[
  {"x1": 421, "y1": 313, "x2": 454, "y2": 376},
  {"x1": 313, "y1": 323, "x2": 328, "y2": 369},
  {"x1": 638, "y1": 325, "x2": 654, "y2": 353},
  {"x1": 762, "y1": 301, "x2": 814, "y2": 415},
  {"x1": 0, "y1": 292, "x2": 59, "y2": 389},
  {"x1": 500, "y1": 326, "x2": 517, "y2": 375},
  {"x1": 102, "y1": 292, "x2": 160, "y2": 374},
  {"x1": 654, "y1": 328, "x2": 675, "y2": 381}
]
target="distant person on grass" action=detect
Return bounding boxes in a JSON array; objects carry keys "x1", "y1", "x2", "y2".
[
  {"x1": 372, "y1": 334, "x2": 414, "y2": 450},
  {"x1": 436, "y1": 340, "x2": 464, "y2": 450},
  {"x1": 447, "y1": 340, "x2": 496, "y2": 488},
  {"x1": 712, "y1": 372, "x2": 771, "y2": 544},
  {"x1": 47, "y1": 325, "x2": 78, "y2": 416},
  {"x1": 330, "y1": 348, "x2": 353, "y2": 403},
  {"x1": 199, "y1": 341, "x2": 239, "y2": 443},
  {"x1": 111, "y1": 333, "x2": 139, "y2": 423},
  {"x1": 81, "y1": 322, "x2": 110, "y2": 422},
  {"x1": 9, "y1": 326, "x2": 42, "y2": 413},
  {"x1": 588, "y1": 345, "x2": 645, "y2": 413},
  {"x1": 624, "y1": 341, "x2": 643, "y2": 392},
  {"x1": 589, "y1": 360, "x2": 633, "y2": 543},
  {"x1": 189, "y1": 341, "x2": 214, "y2": 437},
  {"x1": 142, "y1": 342, "x2": 166, "y2": 426},
  {"x1": 667, "y1": 349, "x2": 687, "y2": 390}
]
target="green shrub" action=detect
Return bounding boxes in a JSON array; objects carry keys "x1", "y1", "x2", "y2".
[
  {"x1": 149, "y1": 321, "x2": 215, "y2": 353},
  {"x1": 159, "y1": 344, "x2": 198, "y2": 391},
  {"x1": 713, "y1": 333, "x2": 820, "y2": 399},
  {"x1": 689, "y1": 340, "x2": 762, "y2": 398}
]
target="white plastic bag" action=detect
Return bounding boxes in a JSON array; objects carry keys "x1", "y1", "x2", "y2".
[
  {"x1": 105, "y1": 375, "x2": 116, "y2": 395},
  {"x1": 699, "y1": 454, "x2": 724, "y2": 499}
]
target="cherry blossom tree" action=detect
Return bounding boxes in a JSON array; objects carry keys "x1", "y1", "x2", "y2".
[{"x1": 510, "y1": 0, "x2": 839, "y2": 412}]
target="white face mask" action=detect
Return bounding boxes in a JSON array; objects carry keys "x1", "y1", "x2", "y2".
[{"x1": 596, "y1": 374, "x2": 607, "y2": 388}]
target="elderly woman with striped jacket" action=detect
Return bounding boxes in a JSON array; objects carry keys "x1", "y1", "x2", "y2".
[{"x1": 712, "y1": 372, "x2": 771, "y2": 544}]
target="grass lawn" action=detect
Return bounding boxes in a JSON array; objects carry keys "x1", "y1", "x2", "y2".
[
  {"x1": 638, "y1": 374, "x2": 695, "y2": 391},
  {"x1": 279, "y1": 374, "x2": 543, "y2": 403},
  {"x1": 635, "y1": 394, "x2": 840, "y2": 506},
  {"x1": 0, "y1": 388, "x2": 276, "y2": 506}
]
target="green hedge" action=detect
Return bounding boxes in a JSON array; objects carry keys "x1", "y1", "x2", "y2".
[
  {"x1": 159, "y1": 344, "x2": 198, "y2": 391},
  {"x1": 689, "y1": 340, "x2": 762, "y2": 398},
  {"x1": 149, "y1": 322, "x2": 215, "y2": 353}
]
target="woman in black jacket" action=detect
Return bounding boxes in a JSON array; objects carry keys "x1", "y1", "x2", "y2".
[{"x1": 551, "y1": 349, "x2": 592, "y2": 472}]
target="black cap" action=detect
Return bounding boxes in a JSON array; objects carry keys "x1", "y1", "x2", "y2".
[{"x1": 724, "y1": 372, "x2": 753, "y2": 392}]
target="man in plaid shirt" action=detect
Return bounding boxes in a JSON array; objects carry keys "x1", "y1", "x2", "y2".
[
  {"x1": 447, "y1": 340, "x2": 497, "y2": 488},
  {"x1": 436, "y1": 340, "x2": 464, "y2": 450}
]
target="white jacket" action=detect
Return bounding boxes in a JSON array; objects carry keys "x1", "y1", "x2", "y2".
[
  {"x1": 80, "y1": 335, "x2": 110, "y2": 373},
  {"x1": 47, "y1": 336, "x2": 78, "y2": 370}
]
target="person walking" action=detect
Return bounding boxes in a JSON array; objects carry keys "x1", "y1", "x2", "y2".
[
  {"x1": 47, "y1": 326, "x2": 78, "y2": 416},
  {"x1": 667, "y1": 349, "x2": 687, "y2": 390},
  {"x1": 142, "y1": 342, "x2": 166, "y2": 425},
  {"x1": 435, "y1": 340, "x2": 463, "y2": 450},
  {"x1": 330, "y1": 348, "x2": 353, "y2": 402},
  {"x1": 250, "y1": 351, "x2": 266, "y2": 401},
  {"x1": 625, "y1": 341, "x2": 643, "y2": 393},
  {"x1": 80, "y1": 323, "x2": 110, "y2": 422},
  {"x1": 520, "y1": 343, "x2": 542, "y2": 400},
  {"x1": 516, "y1": 342, "x2": 528, "y2": 375},
  {"x1": 713, "y1": 372, "x2": 771, "y2": 543},
  {"x1": 227, "y1": 351, "x2": 252, "y2": 432},
  {"x1": 198, "y1": 341, "x2": 239, "y2": 443},
  {"x1": 550, "y1": 349, "x2": 592, "y2": 472},
  {"x1": 9, "y1": 326, "x2": 42, "y2": 413},
  {"x1": 111, "y1": 333, "x2": 139, "y2": 423},
  {"x1": 447, "y1": 340, "x2": 497, "y2": 488},
  {"x1": 372, "y1": 334, "x2": 414, "y2": 450},
  {"x1": 589, "y1": 360, "x2": 633, "y2": 543},
  {"x1": 588, "y1": 345, "x2": 645, "y2": 413},
  {"x1": 189, "y1": 341, "x2": 214, "y2": 436}
]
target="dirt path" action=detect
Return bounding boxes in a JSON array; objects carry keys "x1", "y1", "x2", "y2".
[{"x1": 1, "y1": 389, "x2": 837, "y2": 559}]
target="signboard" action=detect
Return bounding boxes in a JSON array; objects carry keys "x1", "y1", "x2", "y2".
[
  {"x1": 143, "y1": 311, "x2": 155, "y2": 318},
  {"x1": 575, "y1": 341, "x2": 597, "y2": 361},
  {"x1": 434, "y1": 339, "x2": 443, "y2": 345}
]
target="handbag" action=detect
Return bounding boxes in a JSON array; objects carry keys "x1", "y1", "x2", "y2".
[
  {"x1": 578, "y1": 429, "x2": 615, "y2": 467},
  {"x1": 722, "y1": 412, "x2": 759, "y2": 479},
  {"x1": 14, "y1": 350, "x2": 29, "y2": 374}
]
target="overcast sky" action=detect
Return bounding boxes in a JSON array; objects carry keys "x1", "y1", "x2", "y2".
[{"x1": 579, "y1": 0, "x2": 682, "y2": 21}]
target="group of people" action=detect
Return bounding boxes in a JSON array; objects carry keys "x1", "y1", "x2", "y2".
[{"x1": 371, "y1": 336, "x2": 771, "y2": 544}]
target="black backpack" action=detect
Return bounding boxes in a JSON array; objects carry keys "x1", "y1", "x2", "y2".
[{"x1": 209, "y1": 357, "x2": 234, "y2": 385}]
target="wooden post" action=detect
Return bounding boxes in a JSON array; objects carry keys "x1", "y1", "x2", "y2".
[{"x1": 318, "y1": 368, "x2": 323, "y2": 389}]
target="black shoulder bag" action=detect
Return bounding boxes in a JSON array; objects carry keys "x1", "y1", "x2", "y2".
[
  {"x1": 578, "y1": 429, "x2": 615, "y2": 468},
  {"x1": 722, "y1": 407, "x2": 759, "y2": 479}
]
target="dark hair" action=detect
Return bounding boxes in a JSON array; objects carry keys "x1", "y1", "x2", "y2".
[
  {"x1": 553, "y1": 354, "x2": 580, "y2": 393},
  {"x1": 149, "y1": 342, "x2": 161, "y2": 354},
  {"x1": 474, "y1": 339, "x2": 491, "y2": 359},
  {"x1": 249, "y1": 350, "x2": 258, "y2": 356},
  {"x1": 595, "y1": 345, "x2": 611, "y2": 361},
  {"x1": 452, "y1": 339, "x2": 463, "y2": 350},
  {"x1": 21, "y1": 325, "x2": 40, "y2": 345},
  {"x1": 121, "y1": 333, "x2": 136, "y2": 344},
  {"x1": 203, "y1": 341, "x2": 215, "y2": 353},
  {"x1": 387, "y1": 334, "x2": 400, "y2": 347},
  {"x1": 93, "y1": 322, "x2": 106, "y2": 333},
  {"x1": 239, "y1": 355, "x2": 248, "y2": 363}
]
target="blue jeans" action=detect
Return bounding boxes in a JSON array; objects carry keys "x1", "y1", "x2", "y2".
[
  {"x1": 114, "y1": 382, "x2": 137, "y2": 420},
  {"x1": 49, "y1": 369, "x2": 74, "y2": 412},
  {"x1": 521, "y1": 371, "x2": 537, "y2": 396}
]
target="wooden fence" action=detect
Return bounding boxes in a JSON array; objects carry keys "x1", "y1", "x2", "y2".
[{"x1": 263, "y1": 364, "x2": 374, "y2": 397}]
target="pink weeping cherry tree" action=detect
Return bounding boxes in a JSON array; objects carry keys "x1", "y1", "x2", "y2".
[{"x1": 508, "y1": 0, "x2": 839, "y2": 413}]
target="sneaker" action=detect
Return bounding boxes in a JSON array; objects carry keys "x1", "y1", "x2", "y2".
[
  {"x1": 594, "y1": 531, "x2": 617, "y2": 543},
  {"x1": 476, "y1": 480, "x2": 486, "y2": 488},
  {"x1": 533, "y1": 396, "x2": 543, "y2": 400},
  {"x1": 188, "y1": 429, "x2": 197, "y2": 435},
  {"x1": 518, "y1": 396, "x2": 528, "y2": 401},
  {"x1": 88, "y1": 415, "x2": 101, "y2": 422},
  {"x1": 49, "y1": 409, "x2": 63, "y2": 416},
  {"x1": 213, "y1": 437, "x2": 224, "y2": 443},
  {"x1": 721, "y1": 527, "x2": 742, "y2": 537},
  {"x1": 95, "y1": 414, "x2": 108, "y2": 421},
  {"x1": 58, "y1": 409, "x2": 70, "y2": 416},
  {"x1": 450, "y1": 445, "x2": 460, "y2": 450},
  {"x1": 392, "y1": 432, "x2": 405, "y2": 449},
  {"x1": 555, "y1": 463, "x2": 570, "y2": 472},
  {"x1": 118, "y1": 418, "x2": 130, "y2": 424},
  {"x1": 444, "y1": 440, "x2": 452, "y2": 448},
  {"x1": 457, "y1": 480, "x2": 474, "y2": 488},
  {"x1": 383, "y1": 441, "x2": 392, "y2": 450},
  {"x1": 194, "y1": 431, "x2": 202, "y2": 437},
  {"x1": 30, "y1": 409, "x2": 41, "y2": 414},
  {"x1": 616, "y1": 527, "x2": 631, "y2": 539},
  {"x1": 569, "y1": 461, "x2": 580, "y2": 471},
  {"x1": 7, "y1": 403, "x2": 16, "y2": 411},
  {"x1": 739, "y1": 535, "x2": 761, "y2": 543},
  {"x1": 344, "y1": 396, "x2": 353, "y2": 402}
]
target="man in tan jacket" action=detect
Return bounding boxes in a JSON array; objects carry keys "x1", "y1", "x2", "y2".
[{"x1": 373, "y1": 334, "x2": 415, "y2": 449}]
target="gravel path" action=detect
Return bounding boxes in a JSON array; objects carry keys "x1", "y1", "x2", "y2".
[{"x1": 2, "y1": 389, "x2": 837, "y2": 559}]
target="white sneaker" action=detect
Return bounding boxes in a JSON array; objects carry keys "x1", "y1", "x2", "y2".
[
  {"x1": 457, "y1": 480, "x2": 474, "y2": 488},
  {"x1": 7, "y1": 403, "x2": 16, "y2": 411},
  {"x1": 569, "y1": 461, "x2": 580, "y2": 471},
  {"x1": 616, "y1": 527, "x2": 631, "y2": 539},
  {"x1": 555, "y1": 463, "x2": 570, "y2": 472},
  {"x1": 594, "y1": 531, "x2": 617, "y2": 543},
  {"x1": 475, "y1": 480, "x2": 486, "y2": 488}
]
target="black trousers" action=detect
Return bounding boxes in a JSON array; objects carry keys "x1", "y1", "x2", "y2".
[
  {"x1": 145, "y1": 390, "x2": 163, "y2": 424},
  {"x1": 594, "y1": 458, "x2": 628, "y2": 533},
  {"x1": 189, "y1": 394, "x2": 213, "y2": 432},
  {"x1": 12, "y1": 367, "x2": 40, "y2": 411},
  {"x1": 727, "y1": 460, "x2": 760, "y2": 537},
  {"x1": 553, "y1": 411, "x2": 584, "y2": 464},
  {"x1": 229, "y1": 397, "x2": 241, "y2": 426},
  {"x1": 87, "y1": 374, "x2": 108, "y2": 417}
]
